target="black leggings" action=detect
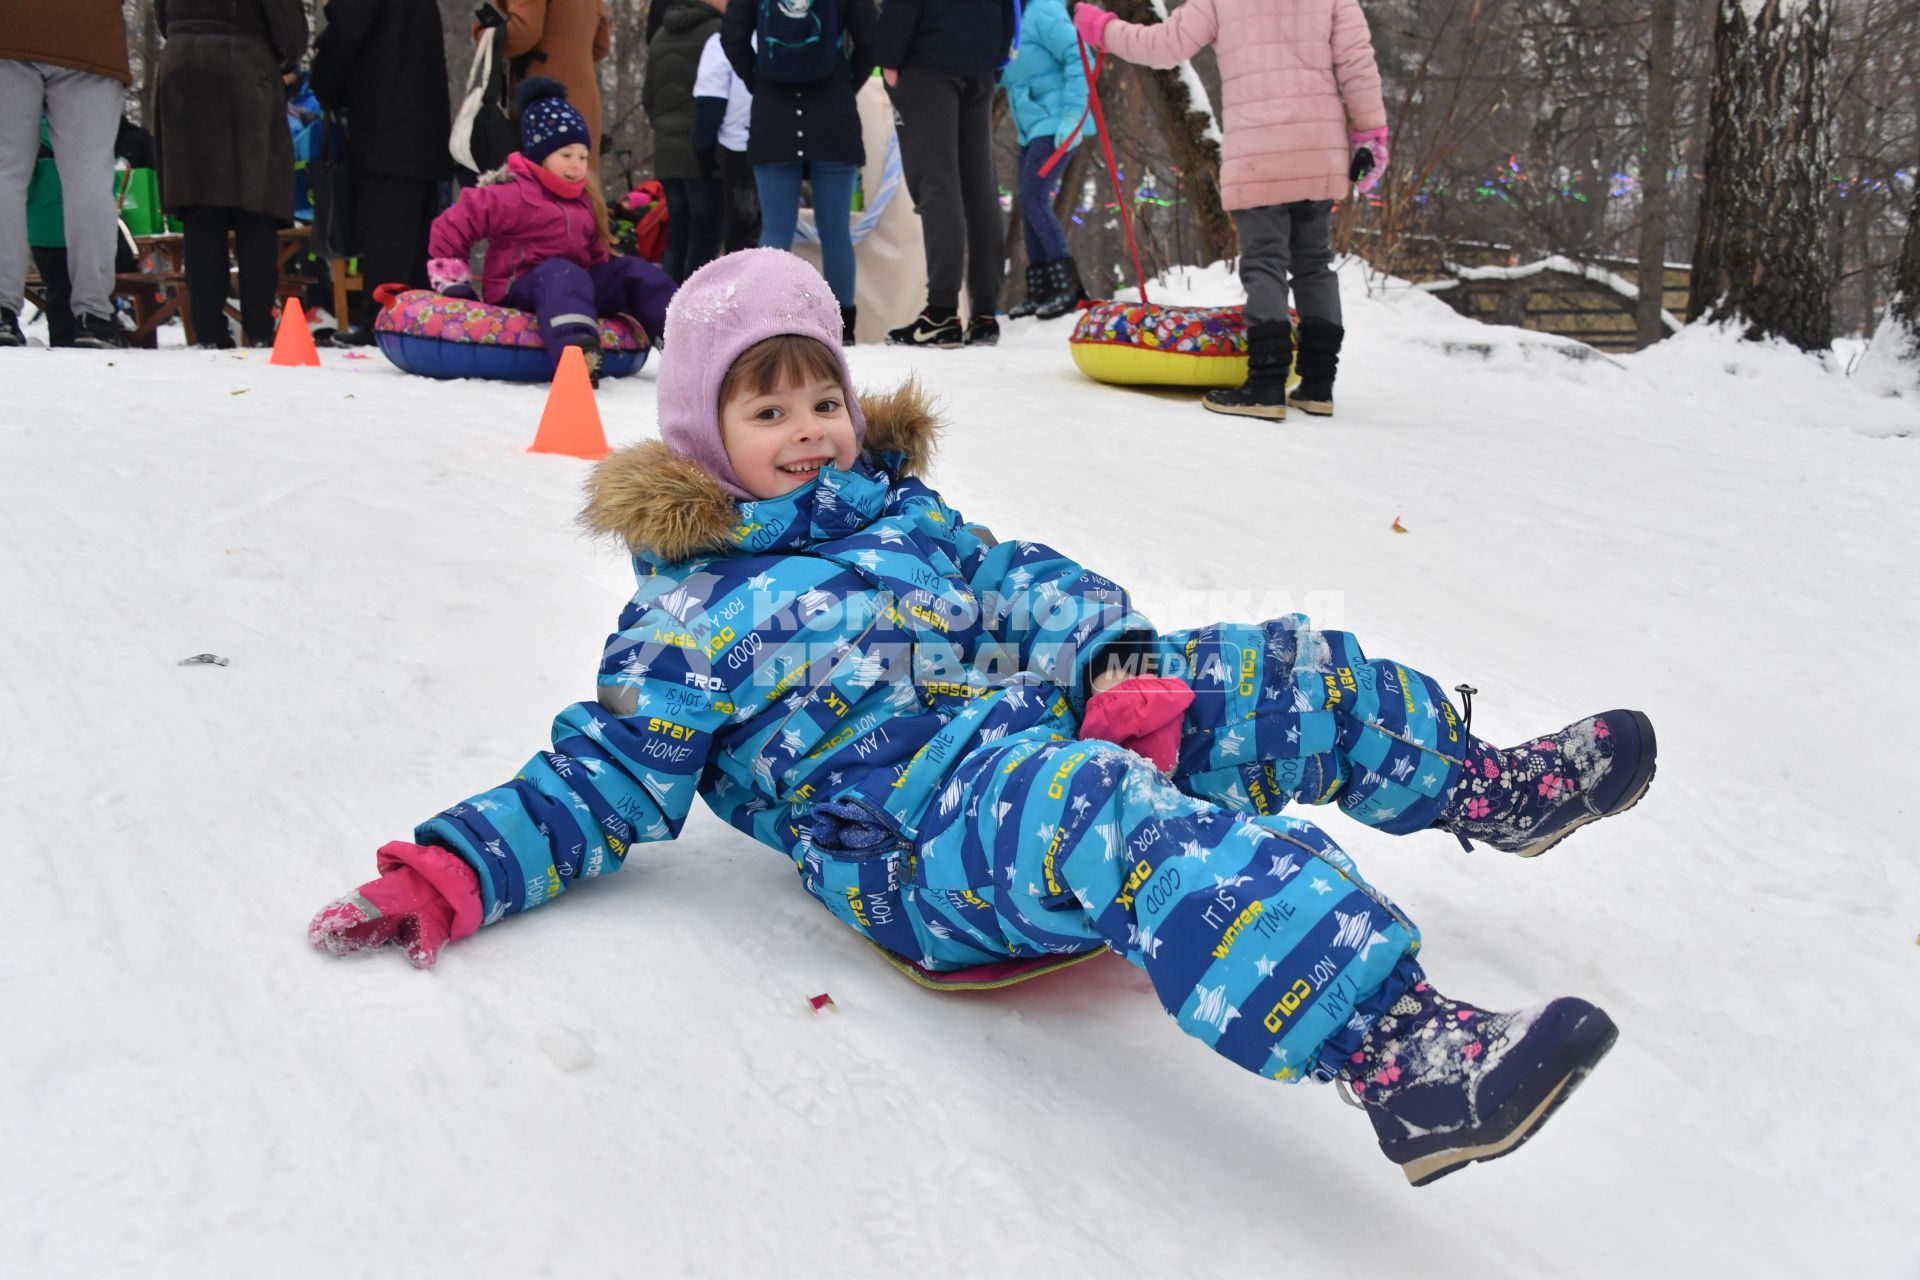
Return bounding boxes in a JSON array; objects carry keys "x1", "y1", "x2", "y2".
[
  {"x1": 181, "y1": 207, "x2": 279, "y2": 346},
  {"x1": 660, "y1": 177, "x2": 724, "y2": 283}
]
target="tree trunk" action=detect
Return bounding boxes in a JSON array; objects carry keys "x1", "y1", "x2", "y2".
[
  {"x1": 1635, "y1": 0, "x2": 1678, "y2": 348},
  {"x1": 1689, "y1": 0, "x2": 1834, "y2": 351},
  {"x1": 1105, "y1": 0, "x2": 1236, "y2": 265},
  {"x1": 1893, "y1": 185, "x2": 1920, "y2": 333}
]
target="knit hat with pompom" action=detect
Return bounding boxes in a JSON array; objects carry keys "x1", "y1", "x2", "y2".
[{"x1": 516, "y1": 78, "x2": 591, "y2": 165}]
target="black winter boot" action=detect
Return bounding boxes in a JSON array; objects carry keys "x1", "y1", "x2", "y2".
[
  {"x1": 1290, "y1": 315, "x2": 1343, "y2": 416},
  {"x1": 1202, "y1": 322, "x2": 1292, "y2": 420},
  {"x1": 1007, "y1": 264, "x2": 1048, "y2": 319},
  {"x1": 841, "y1": 304, "x2": 858, "y2": 346},
  {"x1": 0, "y1": 307, "x2": 24, "y2": 347},
  {"x1": 1339, "y1": 977, "x2": 1618, "y2": 1186},
  {"x1": 1034, "y1": 255, "x2": 1088, "y2": 320}
]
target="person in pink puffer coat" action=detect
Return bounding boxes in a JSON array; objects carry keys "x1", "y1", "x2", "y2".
[
  {"x1": 427, "y1": 78, "x2": 675, "y2": 382},
  {"x1": 1075, "y1": 0, "x2": 1388, "y2": 421}
]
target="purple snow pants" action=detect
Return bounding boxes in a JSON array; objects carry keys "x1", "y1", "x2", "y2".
[{"x1": 503, "y1": 256, "x2": 677, "y2": 372}]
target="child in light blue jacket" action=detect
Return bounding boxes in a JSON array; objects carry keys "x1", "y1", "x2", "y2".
[{"x1": 1002, "y1": 0, "x2": 1091, "y2": 318}]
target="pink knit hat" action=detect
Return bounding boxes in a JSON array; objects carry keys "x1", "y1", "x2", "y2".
[{"x1": 656, "y1": 249, "x2": 866, "y2": 499}]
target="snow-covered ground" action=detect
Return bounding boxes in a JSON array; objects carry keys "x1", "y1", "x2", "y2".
[{"x1": 4, "y1": 263, "x2": 1917, "y2": 1277}]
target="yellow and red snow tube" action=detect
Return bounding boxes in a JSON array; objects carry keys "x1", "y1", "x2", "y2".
[{"x1": 1068, "y1": 301, "x2": 1297, "y2": 389}]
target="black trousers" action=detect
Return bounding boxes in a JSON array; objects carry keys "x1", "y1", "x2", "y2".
[
  {"x1": 719, "y1": 148, "x2": 761, "y2": 255},
  {"x1": 29, "y1": 247, "x2": 77, "y2": 347},
  {"x1": 351, "y1": 173, "x2": 439, "y2": 325},
  {"x1": 661, "y1": 176, "x2": 724, "y2": 283},
  {"x1": 887, "y1": 67, "x2": 1002, "y2": 315},
  {"x1": 181, "y1": 206, "x2": 279, "y2": 346}
]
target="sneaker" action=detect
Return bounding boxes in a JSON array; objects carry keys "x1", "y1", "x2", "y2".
[
  {"x1": 1340, "y1": 979, "x2": 1618, "y2": 1186},
  {"x1": 72, "y1": 313, "x2": 125, "y2": 350},
  {"x1": 1202, "y1": 321, "x2": 1292, "y2": 420},
  {"x1": 887, "y1": 308, "x2": 964, "y2": 348},
  {"x1": 964, "y1": 316, "x2": 999, "y2": 347},
  {"x1": 0, "y1": 307, "x2": 23, "y2": 347},
  {"x1": 1007, "y1": 264, "x2": 1047, "y2": 320},
  {"x1": 1439, "y1": 710, "x2": 1657, "y2": 857}
]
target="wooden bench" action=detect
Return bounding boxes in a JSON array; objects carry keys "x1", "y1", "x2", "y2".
[{"x1": 21, "y1": 225, "x2": 363, "y2": 347}]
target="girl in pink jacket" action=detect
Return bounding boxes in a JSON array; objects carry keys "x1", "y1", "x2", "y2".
[
  {"x1": 1074, "y1": 0, "x2": 1388, "y2": 421},
  {"x1": 427, "y1": 79, "x2": 676, "y2": 382}
]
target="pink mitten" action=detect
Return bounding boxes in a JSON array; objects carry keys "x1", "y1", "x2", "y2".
[
  {"x1": 308, "y1": 841, "x2": 483, "y2": 970},
  {"x1": 1080, "y1": 676, "x2": 1195, "y2": 773},
  {"x1": 1073, "y1": 3, "x2": 1118, "y2": 50},
  {"x1": 1350, "y1": 127, "x2": 1389, "y2": 195},
  {"x1": 427, "y1": 256, "x2": 471, "y2": 293}
]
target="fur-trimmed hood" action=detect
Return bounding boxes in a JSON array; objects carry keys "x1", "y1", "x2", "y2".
[{"x1": 581, "y1": 378, "x2": 940, "y2": 564}]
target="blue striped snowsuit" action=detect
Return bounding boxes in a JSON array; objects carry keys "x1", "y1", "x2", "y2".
[{"x1": 417, "y1": 451, "x2": 1469, "y2": 1081}]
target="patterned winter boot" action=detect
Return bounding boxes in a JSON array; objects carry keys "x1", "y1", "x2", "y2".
[
  {"x1": 1007, "y1": 263, "x2": 1048, "y2": 319},
  {"x1": 1202, "y1": 322, "x2": 1293, "y2": 420},
  {"x1": 1034, "y1": 256, "x2": 1088, "y2": 320},
  {"x1": 1339, "y1": 978, "x2": 1618, "y2": 1186},
  {"x1": 1289, "y1": 316, "x2": 1342, "y2": 416},
  {"x1": 1438, "y1": 709, "x2": 1657, "y2": 857}
]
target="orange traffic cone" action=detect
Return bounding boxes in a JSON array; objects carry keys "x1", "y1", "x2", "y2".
[
  {"x1": 527, "y1": 344, "x2": 609, "y2": 460},
  {"x1": 270, "y1": 297, "x2": 321, "y2": 367}
]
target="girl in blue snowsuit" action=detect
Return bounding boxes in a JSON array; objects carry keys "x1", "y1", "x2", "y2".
[{"x1": 312, "y1": 249, "x2": 1657, "y2": 1187}]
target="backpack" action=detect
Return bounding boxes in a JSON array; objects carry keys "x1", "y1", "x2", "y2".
[{"x1": 755, "y1": 0, "x2": 842, "y2": 84}]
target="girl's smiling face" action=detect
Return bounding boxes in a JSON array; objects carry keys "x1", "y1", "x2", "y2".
[{"x1": 719, "y1": 375, "x2": 860, "y2": 499}]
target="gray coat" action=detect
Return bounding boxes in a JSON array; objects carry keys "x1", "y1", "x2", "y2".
[{"x1": 154, "y1": 0, "x2": 309, "y2": 220}]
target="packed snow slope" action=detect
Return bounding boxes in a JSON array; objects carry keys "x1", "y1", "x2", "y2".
[{"x1": 4, "y1": 264, "x2": 1917, "y2": 1278}]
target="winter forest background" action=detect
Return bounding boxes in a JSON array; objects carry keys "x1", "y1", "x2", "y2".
[{"x1": 113, "y1": 0, "x2": 1920, "y2": 355}]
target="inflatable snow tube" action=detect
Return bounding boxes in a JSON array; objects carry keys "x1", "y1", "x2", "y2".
[
  {"x1": 374, "y1": 290, "x2": 649, "y2": 382},
  {"x1": 1069, "y1": 301, "x2": 1297, "y2": 390}
]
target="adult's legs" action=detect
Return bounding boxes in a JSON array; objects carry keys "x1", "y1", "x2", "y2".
[
  {"x1": 753, "y1": 161, "x2": 803, "y2": 251},
  {"x1": 587, "y1": 254, "x2": 676, "y2": 346},
  {"x1": 351, "y1": 173, "x2": 437, "y2": 325},
  {"x1": 887, "y1": 68, "x2": 964, "y2": 312},
  {"x1": 955, "y1": 73, "x2": 1002, "y2": 319},
  {"x1": 661, "y1": 177, "x2": 693, "y2": 281},
  {"x1": 502, "y1": 256, "x2": 599, "y2": 372},
  {"x1": 806, "y1": 160, "x2": 858, "y2": 308},
  {"x1": 720, "y1": 147, "x2": 760, "y2": 253},
  {"x1": 681, "y1": 176, "x2": 725, "y2": 279},
  {"x1": 232, "y1": 211, "x2": 279, "y2": 344},
  {"x1": 29, "y1": 246, "x2": 76, "y2": 346},
  {"x1": 180, "y1": 206, "x2": 237, "y2": 346},
  {"x1": 0, "y1": 60, "x2": 48, "y2": 321},
  {"x1": 42, "y1": 65, "x2": 125, "y2": 322}
]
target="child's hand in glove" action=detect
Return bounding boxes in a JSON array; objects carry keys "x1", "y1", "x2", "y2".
[
  {"x1": 1080, "y1": 676, "x2": 1194, "y2": 773},
  {"x1": 1349, "y1": 126, "x2": 1389, "y2": 194},
  {"x1": 1073, "y1": 3, "x2": 1118, "y2": 50},
  {"x1": 427, "y1": 257, "x2": 471, "y2": 293},
  {"x1": 308, "y1": 842, "x2": 483, "y2": 970}
]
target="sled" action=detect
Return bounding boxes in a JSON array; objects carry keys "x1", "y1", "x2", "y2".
[{"x1": 868, "y1": 940, "x2": 1108, "y2": 991}]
